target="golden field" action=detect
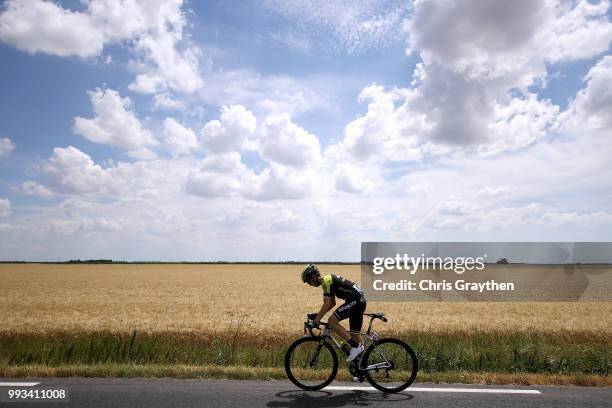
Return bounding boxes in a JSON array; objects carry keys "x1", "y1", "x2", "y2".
[{"x1": 1, "y1": 263, "x2": 610, "y2": 334}]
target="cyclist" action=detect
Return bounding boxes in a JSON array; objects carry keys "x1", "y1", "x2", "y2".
[{"x1": 301, "y1": 263, "x2": 367, "y2": 362}]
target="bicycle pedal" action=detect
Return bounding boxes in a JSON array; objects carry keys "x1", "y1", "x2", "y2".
[{"x1": 352, "y1": 376, "x2": 359, "y2": 382}]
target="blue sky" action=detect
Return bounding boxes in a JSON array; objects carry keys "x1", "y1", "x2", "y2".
[{"x1": 0, "y1": 0, "x2": 611, "y2": 261}]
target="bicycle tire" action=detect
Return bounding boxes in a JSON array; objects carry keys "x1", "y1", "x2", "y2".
[
  {"x1": 285, "y1": 337, "x2": 338, "y2": 391},
  {"x1": 361, "y1": 338, "x2": 418, "y2": 393}
]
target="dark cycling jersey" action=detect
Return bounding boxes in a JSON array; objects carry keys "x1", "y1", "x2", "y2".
[{"x1": 321, "y1": 274, "x2": 364, "y2": 301}]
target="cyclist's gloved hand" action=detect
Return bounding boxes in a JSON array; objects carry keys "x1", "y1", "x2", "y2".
[{"x1": 304, "y1": 319, "x2": 320, "y2": 330}]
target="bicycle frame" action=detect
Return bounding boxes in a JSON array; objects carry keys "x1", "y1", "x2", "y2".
[
  {"x1": 312, "y1": 317, "x2": 393, "y2": 373},
  {"x1": 289, "y1": 312, "x2": 418, "y2": 392}
]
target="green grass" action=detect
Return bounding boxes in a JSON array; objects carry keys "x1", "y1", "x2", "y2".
[
  {"x1": 0, "y1": 329, "x2": 609, "y2": 385},
  {"x1": 0, "y1": 365, "x2": 609, "y2": 386}
]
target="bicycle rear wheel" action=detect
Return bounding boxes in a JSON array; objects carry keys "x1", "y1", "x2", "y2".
[
  {"x1": 361, "y1": 338, "x2": 418, "y2": 393},
  {"x1": 285, "y1": 337, "x2": 338, "y2": 391}
]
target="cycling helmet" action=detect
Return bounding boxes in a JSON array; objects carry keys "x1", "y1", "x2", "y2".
[{"x1": 301, "y1": 263, "x2": 320, "y2": 283}]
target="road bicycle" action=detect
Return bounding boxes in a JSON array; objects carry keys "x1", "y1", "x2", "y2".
[{"x1": 284, "y1": 312, "x2": 418, "y2": 393}]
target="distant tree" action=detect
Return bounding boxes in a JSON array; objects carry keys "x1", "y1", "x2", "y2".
[{"x1": 496, "y1": 258, "x2": 509, "y2": 264}]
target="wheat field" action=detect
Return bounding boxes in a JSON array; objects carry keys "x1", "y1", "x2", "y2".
[
  {"x1": 1, "y1": 263, "x2": 610, "y2": 334},
  {"x1": 1, "y1": 263, "x2": 610, "y2": 383}
]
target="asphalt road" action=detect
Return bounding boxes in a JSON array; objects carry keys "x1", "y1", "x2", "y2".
[{"x1": 0, "y1": 378, "x2": 610, "y2": 408}]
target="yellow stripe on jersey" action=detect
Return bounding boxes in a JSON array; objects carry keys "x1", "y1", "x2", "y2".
[{"x1": 322, "y1": 274, "x2": 333, "y2": 296}]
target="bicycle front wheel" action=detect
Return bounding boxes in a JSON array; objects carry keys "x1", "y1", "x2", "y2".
[
  {"x1": 361, "y1": 338, "x2": 418, "y2": 393},
  {"x1": 285, "y1": 337, "x2": 338, "y2": 391}
]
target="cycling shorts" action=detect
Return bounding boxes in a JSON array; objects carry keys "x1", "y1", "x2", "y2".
[{"x1": 333, "y1": 298, "x2": 367, "y2": 331}]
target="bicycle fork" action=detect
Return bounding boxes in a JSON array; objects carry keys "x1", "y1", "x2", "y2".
[{"x1": 309, "y1": 341, "x2": 325, "y2": 368}]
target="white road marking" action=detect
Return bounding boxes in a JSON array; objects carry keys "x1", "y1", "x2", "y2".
[
  {"x1": 0, "y1": 382, "x2": 40, "y2": 387},
  {"x1": 325, "y1": 385, "x2": 541, "y2": 394}
]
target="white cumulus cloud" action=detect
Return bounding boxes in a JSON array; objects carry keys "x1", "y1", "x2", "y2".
[
  {"x1": 130, "y1": 30, "x2": 202, "y2": 94},
  {"x1": 379, "y1": 0, "x2": 612, "y2": 153},
  {"x1": 0, "y1": 198, "x2": 10, "y2": 217},
  {"x1": 260, "y1": 114, "x2": 321, "y2": 167},
  {"x1": 545, "y1": 0, "x2": 612, "y2": 63},
  {"x1": 73, "y1": 88, "x2": 157, "y2": 159},
  {"x1": 243, "y1": 164, "x2": 316, "y2": 201},
  {"x1": 0, "y1": 0, "x2": 105, "y2": 57},
  {"x1": 153, "y1": 93, "x2": 184, "y2": 111},
  {"x1": 201, "y1": 105, "x2": 257, "y2": 154},
  {"x1": 22, "y1": 181, "x2": 54, "y2": 199},
  {"x1": 0, "y1": 0, "x2": 202, "y2": 94},
  {"x1": 334, "y1": 163, "x2": 374, "y2": 194},
  {"x1": 43, "y1": 146, "x2": 119, "y2": 195},
  {"x1": 42, "y1": 146, "x2": 191, "y2": 199},
  {"x1": 479, "y1": 93, "x2": 559, "y2": 156},
  {"x1": 185, "y1": 152, "x2": 247, "y2": 198},
  {"x1": 163, "y1": 117, "x2": 198, "y2": 157},
  {"x1": 268, "y1": 208, "x2": 303, "y2": 232},
  {"x1": 0, "y1": 137, "x2": 15, "y2": 156},
  {"x1": 343, "y1": 84, "x2": 426, "y2": 161},
  {"x1": 405, "y1": 0, "x2": 612, "y2": 86},
  {"x1": 559, "y1": 55, "x2": 612, "y2": 133},
  {"x1": 188, "y1": 108, "x2": 321, "y2": 201}
]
